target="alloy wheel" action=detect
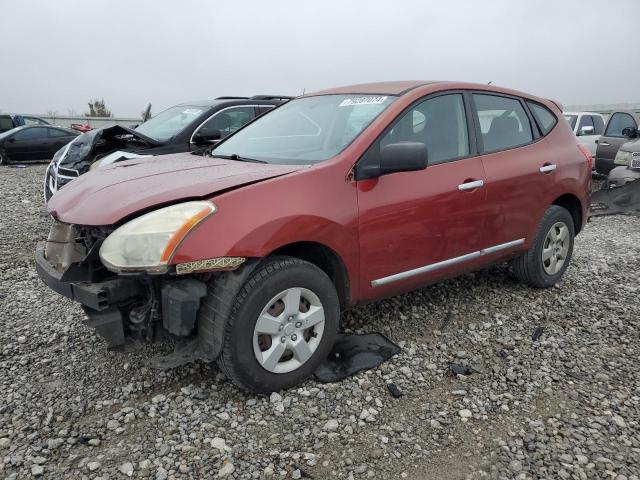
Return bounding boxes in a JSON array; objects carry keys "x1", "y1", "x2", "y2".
[
  {"x1": 252, "y1": 287, "x2": 325, "y2": 374},
  {"x1": 542, "y1": 221, "x2": 569, "y2": 275}
]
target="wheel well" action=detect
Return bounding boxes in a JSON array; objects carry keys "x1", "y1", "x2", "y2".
[
  {"x1": 552, "y1": 194, "x2": 583, "y2": 234},
  {"x1": 270, "y1": 242, "x2": 350, "y2": 310}
]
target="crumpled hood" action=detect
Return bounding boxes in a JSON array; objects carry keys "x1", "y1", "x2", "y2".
[{"x1": 48, "y1": 153, "x2": 306, "y2": 225}]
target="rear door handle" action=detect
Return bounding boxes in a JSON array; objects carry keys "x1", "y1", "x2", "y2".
[
  {"x1": 599, "y1": 142, "x2": 610, "y2": 146},
  {"x1": 457, "y1": 179, "x2": 484, "y2": 191},
  {"x1": 539, "y1": 164, "x2": 557, "y2": 173}
]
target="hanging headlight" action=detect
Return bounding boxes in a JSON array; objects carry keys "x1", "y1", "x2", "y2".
[{"x1": 99, "y1": 201, "x2": 216, "y2": 273}]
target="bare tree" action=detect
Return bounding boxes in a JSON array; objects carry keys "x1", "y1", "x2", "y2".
[
  {"x1": 85, "y1": 99, "x2": 112, "y2": 118},
  {"x1": 141, "y1": 103, "x2": 153, "y2": 122}
]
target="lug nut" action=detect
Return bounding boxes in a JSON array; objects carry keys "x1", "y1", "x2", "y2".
[
  {"x1": 291, "y1": 334, "x2": 297, "y2": 341},
  {"x1": 279, "y1": 325, "x2": 284, "y2": 331},
  {"x1": 295, "y1": 322, "x2": 302, "y2": 328},
  {"x1": 280, "y1": 336, "x2": 286, "y2": 343},
  {"x1": 288, "y1": 315, "x2": 294, "y2": 322}
]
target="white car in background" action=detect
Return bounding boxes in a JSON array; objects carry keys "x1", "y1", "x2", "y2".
[{"x1": 563, "y1": 111, "x2": 605, "y2": 156}]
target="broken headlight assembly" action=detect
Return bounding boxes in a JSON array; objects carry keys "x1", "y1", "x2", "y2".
[{"x1": 99, "y1": 201, "x2": 216, "y2": 273}]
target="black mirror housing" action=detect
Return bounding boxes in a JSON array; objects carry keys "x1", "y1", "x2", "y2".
[
  {"x1": 193, "y1": 129, "x2": 222, "y2": 145},
  {"x1": 379, "y1": 142, "x2": 428, "y2": 176}
]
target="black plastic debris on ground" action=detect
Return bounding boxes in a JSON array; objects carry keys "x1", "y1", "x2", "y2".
[
  {"x1": 387, "y1": 382, "x2": 403, "y2": 398},
  {"x1": 314, "y1": 333, "x2": 401, "y2": 383},
  {"x1": 590, "y1": 180, "x2": 640, "y2": 217},
  {"x1": 532, "y1": 326, "x2": 544, "y2": 341},
  {"x1": 447, "y1": 362, "x2": 480, "y2": 377}
]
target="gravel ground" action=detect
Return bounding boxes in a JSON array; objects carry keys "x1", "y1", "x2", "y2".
[{"x1": 1, "y1": 164, "x2": 639, "y2": 480}]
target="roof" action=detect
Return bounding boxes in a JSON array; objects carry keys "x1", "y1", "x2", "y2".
[{"x1": 307, "y1": 81, "x2": 437, "y2": 96}]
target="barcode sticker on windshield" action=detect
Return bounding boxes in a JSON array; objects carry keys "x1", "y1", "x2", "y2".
[{"x1": 339, "y1": 96, "x2": 387, "y2": 107}]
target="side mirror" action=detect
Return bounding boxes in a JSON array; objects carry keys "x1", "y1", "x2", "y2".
[
  {"x1": 192, "y1": 129, "x2": 221, "y2": 145},
  {"x1": 579, "y1": 125, "x2": 595, "y2": 136},
  {"x1": 622, "y1": 127, "x2": 638, "y2": 138},
  {"x1": 378, "y1": 142, "x2": 428, "y2": 176}
]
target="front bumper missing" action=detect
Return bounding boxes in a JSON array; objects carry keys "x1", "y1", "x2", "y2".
[
  {"x1": 35, "y1": 242, "x2": 142, "y2": 311},
  {"x1": 35, "y1": 241, "x2": 208, "y2": 354}
]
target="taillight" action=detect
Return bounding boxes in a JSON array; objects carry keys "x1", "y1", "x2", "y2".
[{"x1": 577, "y1": 144, "x2": 593, "y2": 170}]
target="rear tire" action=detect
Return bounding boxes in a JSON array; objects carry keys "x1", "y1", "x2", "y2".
[
  {"x1": 213, "y1": 256, "x2": 339, "y2": 393},
  {"x1": 0, "y1": 150, "x2": 7, "y2": 166},
  {"x1": 511, "y1": 205, "x2": 575, "y2": 288}
]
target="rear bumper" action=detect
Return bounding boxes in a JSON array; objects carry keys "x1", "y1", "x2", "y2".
[{"x1": 35, "y1": 242, "x2": 142, "y2": 311}]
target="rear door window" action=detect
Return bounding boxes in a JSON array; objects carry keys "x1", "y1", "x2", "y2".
[
  {"x1": 48, "y1": 128, "x2": 73, "y2": 138},
  {"x1": 526, "y1": 102, "x2": 557, "y2": 135},
  {"x1": 473, "y1": 94, "x2": 533, "y2": 152},
  {"x1": 604, "y1": 112, "x2": 637, "y2": 137}
]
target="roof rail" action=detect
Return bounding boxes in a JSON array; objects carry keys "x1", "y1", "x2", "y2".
[
  {"x1": 250, "y1": 95, "x2": 294, "y2": 101},
  {"x1": 215, "y1": 96, "x2": 249, "y2": 100}
]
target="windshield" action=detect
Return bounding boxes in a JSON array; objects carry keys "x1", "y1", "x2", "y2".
[
  {"x1": 211, "y1": 94, "x2": 396, "y2": 164},
  {"x1": 564, "y1": 114, "x2": 578, "y2": 130},
  {"x1": 134, "y1": 105, "x2": 205, "y2": 142}
]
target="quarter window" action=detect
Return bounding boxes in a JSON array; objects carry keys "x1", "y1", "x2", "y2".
[
  {"x1": 48, "y1": 128, "x2": 71, "y2": 138},
  {"x1": 379, "y1": 94, "x2": 469, "y2": 164},
  {"x1": 473, "y1": 94, "x2": 533, "y2": 152},
  {"x1": 604, "y1": 112, "x2": 637, "y2": 138},
  {"x1": 527, "y1": 102, "x2": 557, "y2": 135}
]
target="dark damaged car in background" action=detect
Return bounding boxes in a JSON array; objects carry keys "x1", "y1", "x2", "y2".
[{"x1": 43, "y1": 95, "x2": 292, "y2": 200}]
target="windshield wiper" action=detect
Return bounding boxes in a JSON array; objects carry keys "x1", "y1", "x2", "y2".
[{"x1": 210, "y1": 153, "x2": 267, "y2": 164}]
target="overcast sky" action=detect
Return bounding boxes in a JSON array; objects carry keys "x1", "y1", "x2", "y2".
[{"x1": 1, "y1": 0, "x2": 638, "y2": 117}]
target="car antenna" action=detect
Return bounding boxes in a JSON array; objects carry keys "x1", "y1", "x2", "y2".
[{"x1": 487, "y1": 81, "x2": 493, "y2": 85}]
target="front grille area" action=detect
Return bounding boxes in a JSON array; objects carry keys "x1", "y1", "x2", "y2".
[{"x1": 57, "y1": 167, "x2": 79, "y2": 177}]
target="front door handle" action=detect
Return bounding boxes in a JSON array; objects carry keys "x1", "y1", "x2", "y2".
[
  {"x1": 539, "y1": 164, "x2": 557, "y2": 173},
  {"x1": 599, "y1": 142, "x2": 610, "y2": 147},
  {"x1": 457, "y1": 179, "x2": 484, "y2": 191}
]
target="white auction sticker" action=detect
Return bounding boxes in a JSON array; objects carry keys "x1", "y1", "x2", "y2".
[{"x1": 339, "y1": 96, "x2": 388, "y2": 107}]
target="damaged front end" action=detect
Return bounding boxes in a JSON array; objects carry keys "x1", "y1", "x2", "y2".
[
  {"x1": 35, "y1": 222, "x2": 208, "y2": 353},
  {"x1": 44, "y1": 126, "x2": 156, "y2": 200}
]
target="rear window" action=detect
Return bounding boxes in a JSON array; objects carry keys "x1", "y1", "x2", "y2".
[
  {"x1": 527, "y1": 102, "x2": 557, "y2": 135},
  {"x1": 473, "y1": 94, "x2": 533, "y2": 152}
]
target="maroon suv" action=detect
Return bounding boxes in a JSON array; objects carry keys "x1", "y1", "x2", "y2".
[{"x1": 37, "y1": 81, "x2": 592, "y2": 393}]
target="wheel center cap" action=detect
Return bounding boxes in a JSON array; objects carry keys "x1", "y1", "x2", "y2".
[{"x1": 284, "y1": 324, "x2": 295, "y2": 336}]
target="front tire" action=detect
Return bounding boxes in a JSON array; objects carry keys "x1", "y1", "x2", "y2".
[
  {"x1": 215, "y1": 257, "x2": 339, "y2": 393},
  {"x1": 512, "y1": 205, "x2": 575, "y2": 288}
]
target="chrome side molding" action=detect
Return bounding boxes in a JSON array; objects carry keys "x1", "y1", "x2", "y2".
[{"x1": 371, "y1": 238, "x2": 525, "y2": 287}]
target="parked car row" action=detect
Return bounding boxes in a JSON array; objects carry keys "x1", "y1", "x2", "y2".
[
  {"x1": 0, "y1": 113, "x2": 50, "y2": 133},
  {"x1": 35, "y1": 80, "x2": 592, "y2": 393},
  {"x1": 0, "y1": 125, "x2": 79, "y2": 165},
  {"x1": 563, "y1": 109, "x2": 639, "y2": 180}
]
